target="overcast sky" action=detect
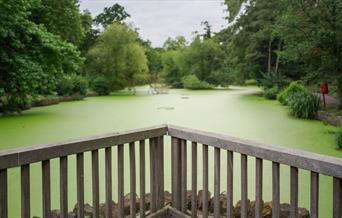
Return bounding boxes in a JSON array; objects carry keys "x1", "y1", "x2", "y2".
[{"x1": 79, "y1": 0, "x2": 228, "y2": 47}]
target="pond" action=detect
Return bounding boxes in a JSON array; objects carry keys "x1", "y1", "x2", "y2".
[{"x1": 0, "y1": 86, "x2": 339, "y2": 217}]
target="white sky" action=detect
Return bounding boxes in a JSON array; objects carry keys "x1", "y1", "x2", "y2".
[{"x1": 79, "y1": 0, "x2": 228, "y2": 47}]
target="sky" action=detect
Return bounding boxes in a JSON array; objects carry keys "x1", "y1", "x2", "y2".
[{"x1": 79, "y1": 0, "x2": 228, "y2": 47}]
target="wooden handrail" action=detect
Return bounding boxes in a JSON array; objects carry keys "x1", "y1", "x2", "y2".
[
  {"x1": 167, "y1": 124, "x2": 342, "y2": 178},
  {"x1": 0, "y1": 124, "x2": 167, "y2": 169}
]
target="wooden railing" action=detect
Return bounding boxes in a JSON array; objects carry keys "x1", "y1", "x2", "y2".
[{"x1": 0, "y1": 124, "x2": 342, "y2": 218}]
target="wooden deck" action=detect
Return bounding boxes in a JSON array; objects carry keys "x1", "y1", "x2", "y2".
[{"x1": 0, "y1": 124, "x2": 341, "y2": 218}]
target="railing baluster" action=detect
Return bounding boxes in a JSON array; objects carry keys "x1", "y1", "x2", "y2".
[
  {"x1": 227, "y1": 151, "x2": 233, "y2": 218},
  {"x1": 0, "y1": 169, "x2": 7, "y2": 218},
  {"x1": 181, "y1": 139, "x2": 187, "y2": 213},
  {"x1": 333, "y1": 177, "x2": 342, "y2": 218},
  {"x1": 118, "y1": 144, "x2": 124, "y2": 218},
  {"x1": 21, "y1": 164, "x2": 30, "y2": 218},
  {"x1": 129, "y1": 142, "x2": 136, "y2": 217},
  {"x1": 105, "y1": 147, "x2": 112, "y2": 218},
  {"x1": 241, "y1": 154, "x2": 248, "y2": 218},
  {"x1": 42, "y1": 160, "x2": 51, "y2": 218},
  {"x1": 172, "y1": 137, "x2": 181, "y2": 210},
  {"x1": 191, "y1": 142, "x2": 197, "y2": 218},
  {"x1": 311, "y1": 172, "x2": 319, "y2": 218},
  {"x1": 149, "y1": 138, "x2": 156, "y2": 212},
  {"x1": 214, "y1": 147, "x2": 220, "y2": 218},
  {"x1": 290, "y1": 166, "x2": 298, "y2": 218},
  {"x1": 140, "y1": 140, "x2": 146, "y2": 218},
  {"x1": 272, "y1": 162, "x2": 280, "y2": 218},
  {"x1": 156, "y1": 136, "x2": 164, "y2": 209},
  {"x1": 77, "y1": 153, "x2": 84, "y2": 218},
  {"x1": 92, "y1": 150, "x2": 99, "y2": 218},
  {"x1": 255, "y1": 158, "x2": 263, "y2": 218},
  {"x1": 60, "y1": 156, "x2": 68, "y2": 218},
  {"x1": 202, "y1": 144, "x2": 209, "y2": 218}
]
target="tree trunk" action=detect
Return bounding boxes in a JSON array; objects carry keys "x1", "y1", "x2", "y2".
[
  {"x1": 275, "y1": 39, "x2": 282, "y2": 74},
  {"x1": 268, "y1": 38, "x2": 272, "y2": 74},
  {"x1": 337, "y1": 79, "x2": 342, "y2": 108}
]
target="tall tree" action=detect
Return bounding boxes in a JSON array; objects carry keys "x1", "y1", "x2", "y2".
[
  {"x1": 30, "y1": 0, "x2": 85, "y2": 45},
  {"x1": 86, "y1": 23, "x2": 148, "y2": 92},
  {"x1": 94, "y1": 3, "x2": 130, "y2": 27}
]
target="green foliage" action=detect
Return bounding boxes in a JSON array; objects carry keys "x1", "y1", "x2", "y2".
[
  {"x1": 260, "y1": 71, "x2": 288, "y2": 89},
  {"x1": 91, "y1": 76, "x2": 111, "y2": 96},
  {"x1": 30, "y1": 0, "x2": 85, "y2": 45},
  {"x1": 182, "y1": 75, "x2": 213, "y2": 90},
  {"x1": 94, "y1": 3, "x2": 130, "y2": 27},
  {"x1": 161, "y1": 50, "x2": 184, "y2": 88},
  {"x1": 245, "y1": 79, "x2": 258, "y2": 86},
  {"x1": 163, "y1": 36, "x2": 187, "y2": 51},
  {"x1": 336, "y1": 128, "x2": 342, "y2": 150},
  {"x1": 264, "y1": 87, "x2": 280, "y2": 100},
  {"x1": 86, "y1": 23, "x2": 148, "y2": 92},
  {"x1": 0, "y1": 0, "x2": 84, "y2": 113},
  {"x1": 56, "y1": 74, "x2": 88, "y2": 96},
  {"x1": 288, "y1": 92, "x2": 320, "y2": 119},
  {"x1": 277, "y1": 81, "x2": 305, "y2": 105}
]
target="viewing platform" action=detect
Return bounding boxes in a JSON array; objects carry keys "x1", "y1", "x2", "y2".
[{"x1": 0, "y1": 124, "x2": 341, "y2": 218}]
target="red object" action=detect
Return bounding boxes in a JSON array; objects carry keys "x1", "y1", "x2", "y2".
[{"x1": 320, "y1": 83, "x2": 329, "y2": 94}]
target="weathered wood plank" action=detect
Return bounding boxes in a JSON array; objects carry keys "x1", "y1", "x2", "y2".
[
  {"x1": 171, "y1": 137, "x2": 181, "y2": 210},
  {"x1": 191, "y1": 142, "x2": 197, "y2": 218},
  {"x1": 272, "y1": 162, "x2": 280, "y2": 218},
  {"x1": 21, "y1": 164, "x2": 30, "y2": 218},
  {"x1": 60, "y1": 156, "x2": 68, "y2": 218},
  {"x1": 42, "y1": 160, "x2": 51, "y2": 218},
  {"x1": 92, "y1": 150, "x2": 99, "y2": 218},
  {"x1": 129, "y1": 142, "x2": 136, "y2": 217},
  {"x1": 227, "y1": 151, "x2": 233, "y2": 218},
  {"x1": 105, "y1": 147, "x2": 112, "y2": 218},
  {"x1": 241, "y1": 154, "x2": 248, "y2": 218},
  {"x1": 203, "y1": 144, "x2": 209, "y2": 218},
  {"x1": 149, "y1": 138, "x2": 156, "y2": 213},
  {"x1": 290, "y1": 166, "x2": 298, "y2": 218},
  {"x1": 181, "y1": 139, "x2": 187, "y2": 213},
  {"x1": 0, "y1": 125, "x2": 167, "y2": 170},
  {"x1": 214, "y1": 147, "x2": 220, "y2": 218},
  {"x1": 0, "y1": 169, "x2": 7, "y2": 218},
  {"x1": 118, "y1": 144, "x2": 124, "y2": 218},
  {"x1": 76, "y1": 153, "x2": 84, "y2": 218},
  {"x1": 311, "y1": 172, "x2": 319, "y2": 218},
  {"x1": 156, "y1": 136, "x2": 164, "y2": 209},
  {"x1": 140, "y1": 140, "x2": 146, "y2": 218},
  {"x1": 255, "y1": 158, "x2": 263, "y2": 218},
  {"x1": 168, "y1": 125, "x2": 342, "y2": 178},
  {"x1": 333, "y1": 177, "x2": 342, "y2": 218}
]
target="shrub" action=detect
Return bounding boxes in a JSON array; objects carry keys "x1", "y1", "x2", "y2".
[
  {"x1": 91, "y1": 76, "x2": 111, "y2": 95},
  {"x1": 245, "y1": 79, "x2": 258, "y2": 86},
  {"x1": 264, "y1": 87, "x2": 280, "y2": 100},
  {"x1": 288, "y1": 92, "x2": 320, "y2": 119},
  {"x1": 182, "y1": 75, "x2": 213, "y2": 90},
  {"x1": 277, "y1": 81, "x2": 305, "y2": 105},
  {"x1": 336, "y1": 128, "x2": 342, "y2": 150},
  {"x1": 56, "y1": 74, "x2": 88, "y2": 96}
]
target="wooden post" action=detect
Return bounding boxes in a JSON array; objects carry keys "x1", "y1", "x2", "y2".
[
  {"x1": 191, "y1": 142, "x2": 197, "y2": 218},
  {"x1": 0, "y1": 169, "x2": 7, "y2": 218},
  {"x1": 214, "y1": 148, "x2": 220, "y2": 218},
  {"x1": 92, "y1": 150, "x2": 99, "y2": 218},
  {"x1": 290, "y1": 166, "x2": 298, "y2": 218},
  {"x1": 311, "y1": 172, "x2": 319, "y2": 218},
  {"x1": 272, "y1": 162, "x2": 280, "y2": 218},
  {"x1": 181, "y1": 139, "x2": 187, "y2": 213},
  {"x1": 171, "y1": 137, "x2": 181, "y2": 210},
  {"x1": 21, "y1": 165, "x2": 30, "y2": 218},
  {"x1": 60, "y1": 156, "x2": 68, "y2": 218},
  {"x1": 255, "y1": 158, "x2": 263, "y2": 218},
  {"x1": 140, "y1": 140, "x2": 146, "y2": 218},
  {"x1": 76, "y1": 153, "x2": 84, "y2": 218},
  {"x1": 241, "y1": 154, "x2": 248, "y2": 218},
  {"x1": 227, "y1": 151, "x2": 234, "y2": 218},
  {"x1": 105, "y1": 147, "x2": 112, "y2": 218},
  {"x1": 42, "y1": 160, "x2": 51, "y2": 218},
  {"x1": 129, "y1": 142, "x2": 136, "y2": 217},
  {"x1": 202, "y1": 144, "x2": 209, "y2": 218},
  {"x1": 118, "y1": 144, "x2": 124, "y2": 218}
]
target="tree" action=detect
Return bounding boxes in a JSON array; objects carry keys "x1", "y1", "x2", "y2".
[
  {"x1": 86, "y1": 23, "x2": 148, "y2": 92},
  {"x1": 0, "y1": 0, "x2": 84, "y2": 112},
  {"x1": 30, "y1": 0, "x2": 85, "y2": 45},
  {"x1": 94, "y1": 3, "x2": 130, "y2": 27},
  {"x1": 163, "y1": 36, "x2": 187, "y2": 51}
]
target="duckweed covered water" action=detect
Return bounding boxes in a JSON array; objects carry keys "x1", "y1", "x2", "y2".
[{"x1": 0, "y1": 86, "x2": 339, "y2": 217}]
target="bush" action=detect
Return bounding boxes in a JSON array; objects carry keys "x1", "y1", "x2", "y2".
[
  {"x1": 264, "y1": 87, "x2": 280, "y2": 100},
  {"x1": 245, "y1": 79, "x2": 258, "y2": 86},
  {"x1": 182, "y1": 75, "x2": 213, "y2": 90},
  {"x1": 56, "y1": 74, "x2": 88, "y2": 96},
  {"x1": 91, "y1": 76, "x2": 111, "y2": 95},
  {"x1": 336, "y1": 128, "x2": 342, "y2": 150},
  {"x1": 277, "y1": 81, "x2": 305, "y2": 105},
  {"x1": 288, "y1": 92, "x2": 320, "y2": 119}
]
